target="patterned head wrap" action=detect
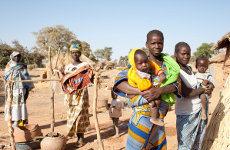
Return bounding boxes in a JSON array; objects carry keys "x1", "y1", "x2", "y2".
[
  {"x1": 70, "y1": 41, "x2": 82, "y2": 52},
  {"x1": 10, "y1": 51, "x2": 20, "y2": 60}
]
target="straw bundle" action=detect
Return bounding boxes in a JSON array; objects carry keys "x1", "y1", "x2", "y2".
[
  {"x1": 202, "y1": 75, "x2": 230, "y2": 150},
  {"x1": 202, "y1": 32, "x2": 230, "y2": 150}
]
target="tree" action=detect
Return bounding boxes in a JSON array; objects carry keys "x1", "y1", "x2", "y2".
[
  {"x1": 118, "y1": 56, "x2": 128, "y2": 67},
  {"x1": 0, "y1": 42, "x2": 14, "y2": 68},
  {"x1": 0, "y1": 41, "x2": 45, "y2": 68},
  {"x1": 94, "y1": 49, "x2": 104, "y2": 60},
  {"x1": 103, "y1": 47, "x2": 112, "y2": 61},
  {"x1": 34, "y1": 25, "x2": 95, "y2": 63},
  {"x1": 94, "y1": 47, "x2": 113, "y2": 61},
  {"x1": 194, "y1": 43, "x2": 214, "y2": 58},
  {"x1": 12, "y1": 40, "x2": 28, "y2": 53},
  {"x1": 81, "y1": 41, "x2": 93, "y2": 58},
  {"x1": 34, "y1": 25, "x2": 77, "y2": 54}
]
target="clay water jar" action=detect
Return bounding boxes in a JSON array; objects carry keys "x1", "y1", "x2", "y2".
[
  {"x1": 14, "y1": 124, "x2": 43, "y2": 143},
  {"x1": 40, "y1": 132, "x2": 66, "y2": 150}
]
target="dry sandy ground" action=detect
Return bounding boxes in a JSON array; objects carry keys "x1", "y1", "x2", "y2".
[{"x1": 0, "y1": 64, "x2": 225, "y2": 150}]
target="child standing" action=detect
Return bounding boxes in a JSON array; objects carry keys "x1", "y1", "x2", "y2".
[
  {"x1": 195, "y1": 56, "x2": 214, "y2": 120},
  {"x1": 109, "y1": 90, "x2": 124, "y2": 137}
]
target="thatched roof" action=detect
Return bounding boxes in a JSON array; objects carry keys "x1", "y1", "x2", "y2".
[
  {"x1": 210, "y1": 51, "x2": 226, "y2": 63},
  {"x1": 211, "y1": 32, "x2": 230, "y2": 50},
  {"x1": 202, "y1": 33, "x2": 230, "y2": 150},
  {"x1": 210, "y1": 32, "x2": 230, "y2": 66}
]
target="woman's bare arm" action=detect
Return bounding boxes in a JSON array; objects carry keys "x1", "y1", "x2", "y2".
[
  {"x1": 116, "y1": 81, "x2": 142, "y2": 95},
  {"x1": 183, "y1": 87, "x2": 205, "y2": 98},
  {"x1": 179, "y1": 78, "x2": 205, "y2": 98}
]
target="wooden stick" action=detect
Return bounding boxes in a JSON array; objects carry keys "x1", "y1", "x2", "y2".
[
  {"x1": 50, "y1": 89, "x2": 55, "y2": 132},
  {"x1": 93, "y1": 72, "x2": 104, "y2": 150},
  {"x1": 54, "y1": 48, "x2": 61, "y2": 69},
  {"x1": 6, "y1": 76, "x2": 16, "y2": 150},
  {"x1": 49, "y1": 46, "x2": 54, "y2": 75},
  {"x1": 8, "y1": 79, "x2": 60, "y2": 83},
  {"x1": 49, "y1": 46, "x2": 55, "y2": 133}
]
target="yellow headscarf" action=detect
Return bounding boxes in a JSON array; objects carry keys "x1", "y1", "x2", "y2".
[
  {"x1": 128, "y1": 48, "x2": 140, "y2": 70},
  {"x1": 128, "y1": 48, "x2": 152, "y2": 91}
]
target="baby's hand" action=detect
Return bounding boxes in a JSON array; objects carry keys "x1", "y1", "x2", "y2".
[{"x1": 202, "y1": 80, "x2": 209, "y2": 86}]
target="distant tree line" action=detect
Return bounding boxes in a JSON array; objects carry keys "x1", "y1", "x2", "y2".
[
  {"x1": 0, "y1": 25, "x2": 216, "y2": 69},
  {"x1": 193, "y1": 43, "x2": 214, "y2": 58},
  {"x1": 0, "y1": 40, "x2": 45, "y2": 68}
]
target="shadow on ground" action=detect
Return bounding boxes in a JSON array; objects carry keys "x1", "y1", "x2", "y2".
[{"x1": 66, "y1": 119, "x2": 129, "y2": 150}]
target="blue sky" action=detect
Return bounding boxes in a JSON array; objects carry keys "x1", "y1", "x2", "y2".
[{"x1": 0, "y1": 0, "x2": 229, "y2": 59}]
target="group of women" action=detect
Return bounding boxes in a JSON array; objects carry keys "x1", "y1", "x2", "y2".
[
  {"x1": 4, "y1": 42, "x2": 92, "y2": 147},
  {"x1": 4, "y1": 29, "x2": 214, "y2": 150},
  {"x1": 113, "y1": 30, "x2": 214, "y2": 150}
]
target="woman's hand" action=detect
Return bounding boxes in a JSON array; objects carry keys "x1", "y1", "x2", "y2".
[
  {"x1": 142, "y1": 84, "x2": 177, "y2": 101},
  {"x1": 142, "y1": 87, "x2": 163, "y2": 102}
]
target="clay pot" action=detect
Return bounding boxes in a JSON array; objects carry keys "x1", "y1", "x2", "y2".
[
  {"x1": 14, "y1": 124, "x2": 43, "y2": 143},
  {"x1": 40, "y1": 133, "x2": 66, "y2": 150}
]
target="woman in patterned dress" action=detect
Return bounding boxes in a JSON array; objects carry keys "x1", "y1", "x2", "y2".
[
  {"x1": 60, "y1": 41, "x2": 93, "y2": 147},
  {"x1": 4, "y1": 51, "x2": 33, "y2": 127}
]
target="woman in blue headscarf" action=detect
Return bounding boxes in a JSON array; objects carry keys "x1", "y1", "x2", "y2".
[
  {"x1": 4, "y1": 51, "x2": 33, "y2": 127},
  {"x1": 60, "y1": 41, "x2": 93, "y2": 147}
]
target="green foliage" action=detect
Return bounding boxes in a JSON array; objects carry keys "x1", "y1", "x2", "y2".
[
  {"x1": 94, "y1": 49, "x2": 104, "y2": 60},
  {"x1": 34, "y1": 25, "x2": 95, "y2": 62},
  {"x1": 81, "y1": 41, "x2": 95, "y2": 58},
  {"x1": 12, "y1": 40, "x2": 28, "y2": 53},
  {"x1": 0, "y1": 41, "x2": 45, "y2": 68},
  {"x1": 193, "y1": 43, "x2": 214, "y2": 58},
  {"x1": 94, "y1": 47, "x2": 113, "y2": 61},
  {"x1": 118, "y1": 56, "x2": 128, "y2": 67},
  {"x1": 0, "y1": 42, "x2": 16, "y2": 68}
]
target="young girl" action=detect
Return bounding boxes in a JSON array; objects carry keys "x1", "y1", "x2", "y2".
[
  {"x1": 108, "y1": 90, "x2": 124, "y2": 137},
  {"x1": 174, "y1": 42, "x2": 214, "y2": 150},
  {"x1": 195, "y1": 56, "x2": 214, "y2": 120}
]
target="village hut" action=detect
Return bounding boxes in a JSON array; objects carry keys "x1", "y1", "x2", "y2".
[{"x1": 202, "y1": 33, "x2": 230, "y2": 150}]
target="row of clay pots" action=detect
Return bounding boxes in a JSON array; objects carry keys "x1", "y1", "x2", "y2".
[{"x1": 14, "y1": 124, "x2": 66, "y2": 150}]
